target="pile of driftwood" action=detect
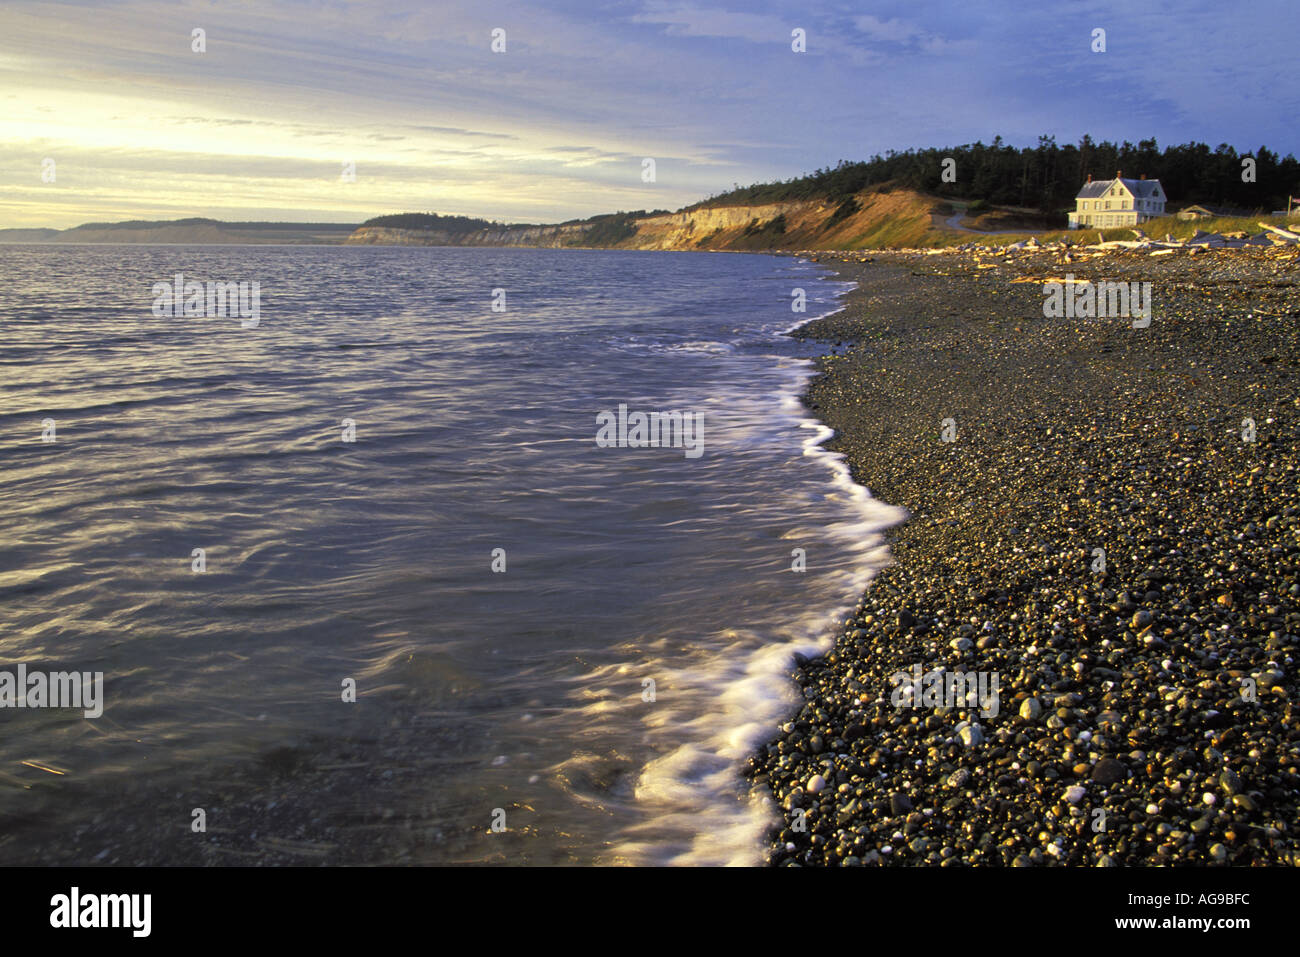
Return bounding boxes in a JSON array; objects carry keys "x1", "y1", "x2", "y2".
[
  {"x1": 799, "y1": 223, "x2": 1300, "y2": 262},
  {"x1": 986, "y1": 222, "x2": 1300, "y2": 256}
]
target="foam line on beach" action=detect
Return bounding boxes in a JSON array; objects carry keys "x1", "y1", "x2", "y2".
[{"x1": 604, "y1": 269, "x2": 905, "y2": 865}]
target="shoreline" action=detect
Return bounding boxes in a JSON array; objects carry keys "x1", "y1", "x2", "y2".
[{"x1": 751, "y1": 246, "x2": 1300, "y2": 866}]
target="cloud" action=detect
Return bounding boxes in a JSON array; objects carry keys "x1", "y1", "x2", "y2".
[
  {"x1": 0, "y1": 0, "x2": 1296, "y2": 228},
  {"x1": 852, "y1": 15, "x2": 923, "y2": 44},
  {"x1": 851, "y1": 13, "x2": 975, "y2": 54},
  {"x1": 404, "y1": 126, "x2": 519, "y2": 141},
  {"x1": 630, "y1": 3, "x2": 794, "y2": 44}
]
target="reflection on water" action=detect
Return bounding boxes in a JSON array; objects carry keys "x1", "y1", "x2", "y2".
[{"x1": 0, "y1": 244, "x2": 900, "y2": 864}]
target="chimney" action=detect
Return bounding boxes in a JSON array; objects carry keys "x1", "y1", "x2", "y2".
[
  {"x1": 1116, "y1": 169, "x2": 1123, "y2": 179},
  {"x1": 1140, "y1": 173, "x2": 1146, "y2": 180},
  {"x1": 1086, "y1": 173, "x2": 1091, "y2": 183}
]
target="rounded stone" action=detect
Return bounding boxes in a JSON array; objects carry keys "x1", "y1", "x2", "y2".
[{"x1": 1091, "y1": 757, "x2": 1127, "y2": 785}]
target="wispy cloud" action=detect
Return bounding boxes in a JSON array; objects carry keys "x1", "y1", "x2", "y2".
[
  {"x1": 2, "y1": 0, "x2": 1297, "y2": 228},
  {"x1": 631, "y1": 3, "x2": 794, "y2": 44}
]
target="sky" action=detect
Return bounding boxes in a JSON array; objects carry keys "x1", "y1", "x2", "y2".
[{"x1": 3, "y1": 0, "x2": 1298, "y2": 229}]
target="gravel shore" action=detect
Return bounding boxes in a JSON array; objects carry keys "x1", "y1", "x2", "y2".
[{"x1": 749, "y1": 246, "x2": 1300, "y2": 866}]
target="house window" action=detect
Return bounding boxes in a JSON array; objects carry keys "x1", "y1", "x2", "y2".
[{"x1": 1105, "y1": 201, "x2": 1111, "y2": 209}]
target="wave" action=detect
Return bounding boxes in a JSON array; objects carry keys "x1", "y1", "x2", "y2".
[{"x1": 598, "y1": 271, "x2": 906, "y2": 865}]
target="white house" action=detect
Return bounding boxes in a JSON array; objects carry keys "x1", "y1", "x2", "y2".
[{"x1": 1068, "y1": 172, "x2": 1166, "y2": 229}]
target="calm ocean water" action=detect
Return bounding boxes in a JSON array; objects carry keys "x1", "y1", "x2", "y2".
[{"x1": 0, "y1": 244, "x2": 902, "y2": 865}]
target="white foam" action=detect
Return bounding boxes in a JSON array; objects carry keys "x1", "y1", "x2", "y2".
[{"x1": 604, "y1": 268, "x2": 906, "y2": 865}]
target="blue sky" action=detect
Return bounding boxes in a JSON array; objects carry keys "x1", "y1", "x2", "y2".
[{"x1": 3, "y1": 0, "x2": 1297, "y2": 228}]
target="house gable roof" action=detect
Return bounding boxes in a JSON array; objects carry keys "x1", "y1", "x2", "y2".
[{"x1": 1076, "y1": 177, "x2": 1164, "y2": 199}]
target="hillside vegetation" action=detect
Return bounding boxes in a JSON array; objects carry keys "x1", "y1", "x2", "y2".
[
  {"x1": 359, "y1": 212, "x2": 501, "y2": 233},
  {"x1": 694, "y1": 136, "x2": 1299, "y2": 217}
]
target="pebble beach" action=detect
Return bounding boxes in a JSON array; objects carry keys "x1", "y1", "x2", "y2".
[{"x1": 750, "y1": 245, "x2": 1300, "y2": 866}]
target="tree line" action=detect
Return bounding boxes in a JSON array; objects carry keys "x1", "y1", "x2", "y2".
[
  {"x1": 361, "y1": 212, "x2": 499, "y2": 232},
  {"x1": 695, "y1": 136, "x2": 1300, "y2": 214}
]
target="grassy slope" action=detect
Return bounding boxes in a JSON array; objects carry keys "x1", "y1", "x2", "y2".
[{"x1": 645, "y1": 182, "x2": 1298, "y2": 252}]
